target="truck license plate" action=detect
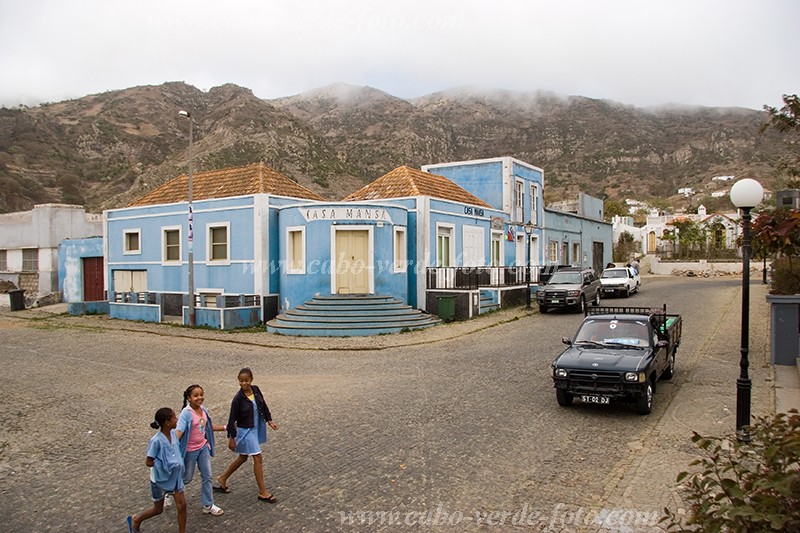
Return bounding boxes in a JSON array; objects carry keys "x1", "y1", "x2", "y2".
[
  {"x1": 550, "y1": 299, "x2": 561, "y2": 303},
  {"x1": 580, "y1": 395, "x2": 610, "y2": 405}
]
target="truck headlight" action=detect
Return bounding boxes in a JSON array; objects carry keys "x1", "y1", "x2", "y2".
[
  {"x1": 624, "y1": 372, "x2": 638, "y2": 382},
  {"x1": 554, "y1": 368, "x2": 568, "y2": 378},
  {"x1": 567, "y1": 290, "x2": 580, "y2": 297}
]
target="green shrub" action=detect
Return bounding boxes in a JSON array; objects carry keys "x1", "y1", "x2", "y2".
[
  {"x1": 771, "y1": 256, "x2": 800, "y2": 295},
  {"x1": 662, "y1": 409, "x2": 800, "y2": 532}
]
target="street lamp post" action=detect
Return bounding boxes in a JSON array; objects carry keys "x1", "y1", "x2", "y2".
[
  {"x1": 524, "y1": 221, "x2": 535, "y2": 309},
  {"x1": 730, "y1": 178, "x2": 764, "y2": 441},
  {"x1": 178, "y1": 110, "x2": 195, "y2": 326}
]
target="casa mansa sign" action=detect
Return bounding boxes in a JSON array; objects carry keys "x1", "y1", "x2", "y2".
[{"x1": 302, "y1": 206, "x2": 393, "y2": 223}]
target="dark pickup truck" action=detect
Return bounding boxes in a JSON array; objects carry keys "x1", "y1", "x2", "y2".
[{"x1": 551, "y1": 305, "x2": 682, "y2": 415}]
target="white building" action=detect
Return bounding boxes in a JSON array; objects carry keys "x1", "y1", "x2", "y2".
[
  {"x1": 613, "y1": 204, "x2": 744, "y2": 255},
  {"x1": 0, "y1": 204, "x2": 102, "y2": 299}
]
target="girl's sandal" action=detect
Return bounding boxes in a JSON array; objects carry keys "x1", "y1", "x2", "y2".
[{"x1": 213, "y1": 477, "x2": 231, "y2": 493}]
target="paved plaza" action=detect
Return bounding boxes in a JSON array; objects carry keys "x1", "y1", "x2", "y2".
[{"x1": 0, "y1": 276, "x2": 794, "y2": 532}]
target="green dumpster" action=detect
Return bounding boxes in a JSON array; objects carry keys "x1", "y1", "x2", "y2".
[
  {"x1": 437, "y1": 295, "x2": 456, "y2": 322},
  {"x1": 8, "y1": 289, "x2": 25, "y2": 311}
]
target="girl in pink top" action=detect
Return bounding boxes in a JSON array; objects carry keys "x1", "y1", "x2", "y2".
[{"x1": 176, "y1": 384, "x2": 227, "y2": 516}]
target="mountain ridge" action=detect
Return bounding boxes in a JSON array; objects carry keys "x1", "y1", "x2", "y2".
[{"x1": 0, "y1": 81, "x2": 790, "y2": 214}]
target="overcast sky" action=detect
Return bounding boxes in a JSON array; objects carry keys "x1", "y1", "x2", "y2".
[{"x1": 1, "y1": 0, "x2": 798, "y2": 110}]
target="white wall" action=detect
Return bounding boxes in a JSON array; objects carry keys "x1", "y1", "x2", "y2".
[{"x1": 0, "y1": 204, "x2": 103, "y2": 294}]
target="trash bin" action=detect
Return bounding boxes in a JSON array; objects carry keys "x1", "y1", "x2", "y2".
[
  {"x1": 8, "y1": 289, "x2": 25, "y2": 311},
  {"x1": 437, "y1": 295, "x2": 456, "y2": 322}
]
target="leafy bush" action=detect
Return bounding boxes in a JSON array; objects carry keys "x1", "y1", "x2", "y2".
[
  {"x1": 662, "y1": 409, "x2": 800, "y2": 532},
  {"x1": 771, "y1": 256, "x2": 800, "y2": 295}
]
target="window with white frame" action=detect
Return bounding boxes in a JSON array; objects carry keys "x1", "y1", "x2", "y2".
[
  {"x1": 287, "y1": 227, "x2": 305, "y2": 274},
  {"x1": 124, "y1": 229, "x2": 141, "y2": 254},
  {"x1": 515, "y1": 180, "x2": 524, "y2": 222},
  {"x1": 207, "y1": 223, "x2": 229, "y2": 263},
  {"x1": 393, "y1": 227, "x2": 407, "y2": 272},
  {"x1": 491, "y1": 231, "x2": 503, "y2": 267},
  {"x1": 436, "y1": 225, "x2": 454, "y2": 267},
  {"x1": 572, "y1": 243, "x2": 581, "y2": 265},
  {"x1": 163, "y1": 227, "x2": 181, "y2": 263},
  {"x1": 548, "y1": 241, "x2": 558, "y2": 263},
  {"x1": 0, "y1": 249, "x2": 6, "y2": 271},
  {"x1": 113, "y1": 270, "x2": 147, "y2": 293},
  {"x1": 22, "y1": 249, "x2": 38, "y2": 271},
  {"x1": 530, "y1": 184, "x2": 539, "y2": 226}
]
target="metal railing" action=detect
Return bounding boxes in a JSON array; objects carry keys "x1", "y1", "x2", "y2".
[
  {"x1": 426, "y1": 266, "x2": 548, "y2": 290},
  {"x1": 111, "y1": 292, "x2": 259, "y2": 308}
]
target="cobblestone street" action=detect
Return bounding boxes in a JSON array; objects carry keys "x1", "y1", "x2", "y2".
[{"x1": 0, "y1": 276, "x2": 777, "y2": 532}]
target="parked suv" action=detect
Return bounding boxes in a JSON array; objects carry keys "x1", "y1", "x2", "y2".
[
  {"x1": 599, "y1": 266, "x2": 641, "y2": 298},
  {"x1": 536, "y1": 267, "x2": 601, "y2": 314}
]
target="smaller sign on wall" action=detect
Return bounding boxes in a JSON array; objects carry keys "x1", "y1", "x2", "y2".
[
  {"x1": 491, "y1": 217, "x2": 504, "y2": 230},
  {"x1": 506, "y1": 225, "x2": 515, "y2": 241}
]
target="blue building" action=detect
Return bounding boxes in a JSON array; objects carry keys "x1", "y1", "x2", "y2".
[
  {"x1": 99, "y1": 158, "x2": 611, "y2": 333},
  {"x1": 543, "y1": 193, "x2": 613, "y2": 273},
  {"x1": 422, "y1": 157, "x2": 545, "y2": 270},
  {"x1": 58, "y1": 236, "x2": 107, "y2": 315}
]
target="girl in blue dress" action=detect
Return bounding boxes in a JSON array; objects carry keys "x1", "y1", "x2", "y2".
[
  {"x1": 216, "y1": 367, "x2": 279, "y2": 502},
  {"x1": 127, "y1": 407, "x2": 187, "y2": 533}
]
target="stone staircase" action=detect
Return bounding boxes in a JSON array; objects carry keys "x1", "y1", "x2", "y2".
[{"x1": 266, "y1": 294, "x2": 441, "y2": 336}]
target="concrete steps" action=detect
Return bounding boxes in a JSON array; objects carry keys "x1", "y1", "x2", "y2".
[
  {"x1": 266, "y1": 294, "x2": 441, "y2": 336},
  {"x1": 479, "y1": 290, "x2": 499, "y2": 314}
]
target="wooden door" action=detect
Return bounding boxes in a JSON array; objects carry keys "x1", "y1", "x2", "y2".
[
  {"x1": 462, "y1": 226, "x2": 484, "y2": 267},
  {"x1": 82, "y1": 257, "x2": 104, "y2": 301},
  {"x1": 335, "y1": 230, "x2": 369, "y2": 294}
]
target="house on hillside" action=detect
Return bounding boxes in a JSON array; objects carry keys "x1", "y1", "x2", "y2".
[{"x1": 0, "y1": 204, "x2": 102, "y2": 306}]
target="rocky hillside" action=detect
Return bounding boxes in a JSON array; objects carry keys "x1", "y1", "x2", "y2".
[{"x1": 0, "y1": 81, "x2": 791, "y2": 214}]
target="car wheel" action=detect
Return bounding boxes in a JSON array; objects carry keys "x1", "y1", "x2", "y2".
[
  {"x1": 636, "y1": 382, "x2": 653, "y2": 415},
  {"x1": 624, "y1": 286, "x2": 631, "y2": 298},
  {"x1": 556, "y1": 388, "x2": 574, "y2": 407},
  {"x1": 539, "y1": 304, "x2": 548, "y2": 314},
  {"x1": 577, "y1": 296, "x2": 586, "y2": 314},
  {"x1": 662, "y1": 352, "x2": 675, "y2": 380}
]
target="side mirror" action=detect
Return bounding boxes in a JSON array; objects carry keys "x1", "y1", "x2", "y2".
[{"x1": 562, "y1": 337, "x2": 572, "y2": 346}]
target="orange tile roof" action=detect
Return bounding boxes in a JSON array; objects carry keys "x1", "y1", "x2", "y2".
[
  {"x1": 343, "y1": 165, "x2": 492, "y2": 208},
  {"x1": 128, "y1": 162, "x2": 325, "y2": 206}
]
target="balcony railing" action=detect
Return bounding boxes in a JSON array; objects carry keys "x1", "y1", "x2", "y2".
[
  {"x1": 111, "y1": 291, "x2": 260, "y2": 308},
  {"x1": 426, "y1": 266, "x2": 551, "y2": 290}
]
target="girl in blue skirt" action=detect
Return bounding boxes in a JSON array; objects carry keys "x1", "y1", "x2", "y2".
[{"x1": 216, "y1": 368, "x2": 279, "y2": 502}]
